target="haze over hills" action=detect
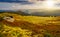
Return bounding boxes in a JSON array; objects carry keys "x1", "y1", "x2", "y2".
[{"x1": 0, "y1": 9, "x2": 60, "y2": 16}]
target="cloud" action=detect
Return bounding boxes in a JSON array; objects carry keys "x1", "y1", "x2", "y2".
[
  {"x1": 0, "y1": 0, "x2": 33, "y2": 4},
  {"x1": 0, "y1": 0, "x2": 60, "y2": 10},
  {"x1": 0, "y1": 2, "x2": 45, "y2": 10},
  {"x1": 18, "y1": 0, "x2": 28, "y2": 1}
]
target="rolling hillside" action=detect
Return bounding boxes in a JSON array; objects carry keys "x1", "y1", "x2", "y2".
[{"x1": 0, "y1": 12, "x2": 60, "y2": 37}]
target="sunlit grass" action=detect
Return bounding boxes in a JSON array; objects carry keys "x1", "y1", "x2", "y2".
[{"x1": 0, "y1": 12, "x2": 60, "y2": 37}]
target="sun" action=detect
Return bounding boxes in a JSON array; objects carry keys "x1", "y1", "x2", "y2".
[
  {"x1": 45, "y1": 0, "x2": 55, "y2": 8},
  {"x1": 46, "y1": 0, "x2": 54, "y2": 7}
]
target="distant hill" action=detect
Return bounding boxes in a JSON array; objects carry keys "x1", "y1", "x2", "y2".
[
  {"x1": 0, "y1": 10, "x2": 30, "y2": 16},
  {"x1": 0, "y1": 9, "x2": 60, "y2": 16}
]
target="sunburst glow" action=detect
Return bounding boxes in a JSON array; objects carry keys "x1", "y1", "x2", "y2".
[{"x1": 45, "y1": 0, "x2": 55, "y2": 8}]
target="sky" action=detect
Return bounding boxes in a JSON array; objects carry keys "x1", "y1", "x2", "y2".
[{"x1": 0, "y1": 0, "x2": 60, "y2": 10}]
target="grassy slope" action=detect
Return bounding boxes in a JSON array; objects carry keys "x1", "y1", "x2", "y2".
[{"x1": 0, "y1": 13, "x2": 60, "y2": 37}]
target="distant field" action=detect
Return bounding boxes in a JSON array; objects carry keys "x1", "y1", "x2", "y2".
[{"x1": 0, "y1": 12, "x2": 60, "y2": 37}]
